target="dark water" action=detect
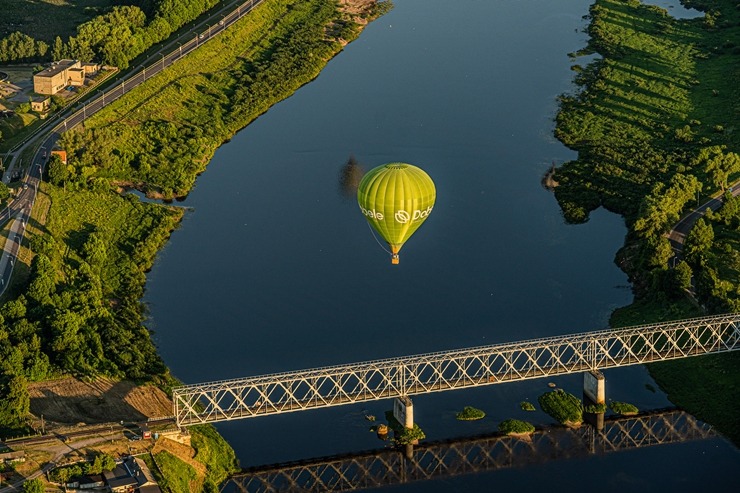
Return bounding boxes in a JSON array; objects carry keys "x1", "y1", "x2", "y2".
[{"x1": 145, "y1": 0, "x2": 737, "y2": 490}]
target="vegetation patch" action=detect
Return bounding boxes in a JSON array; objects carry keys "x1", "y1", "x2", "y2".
[
  {"x1": 455, "y1": 406, "x2": 485, "y2": 421},
  {"x1": 153, "y1": 449, "x2": 200, "y2": 493},
  {"x1": 538, "y1": 389, "x2": 583, "y2": 426},
  {"x1": 609, "y1": 400, "x2": 639, "y2": 415},
  {"x1": 384, "y1": 410, "x2": 425, "y2": 445},
  {"x1": 498, "y1": 419, "x2": 535, "y2": 435},
  {"x1": 554, "y1": 0, "x2": 740, "y2": 445},
  {"x1": 48, "y1": 453, "x2": 116, "y2": 484},
  {"x1": 58, "y1": 0, "x2": 390, "y2": 198},
  {"x1": 0, "y1": 184, "x2": 181, "y2": 429},
  {"x1": 520, "y1": 401, "x2": 536, "y2": 411},
  {"x1": 0, "y1": 1, "x2": 221, "y2": 66},
  {"x1": 584, "y1": 402, "x2": 607, "y2": 414},
  {"x1": 393, "y1": 424, "x2": 425, "y2": 445},
  {"x1": 0, "y1": 1, "x2": 120, "y2": 45},
  {"x1": 20, "y1": 478, "x2": 43, "y2": 493},
  {"x1": 189, "y1": 425, "x2": 239, "y2": 491},
  {"x1": 648, "y1": 344, "x2": 740, "y2": 442}
]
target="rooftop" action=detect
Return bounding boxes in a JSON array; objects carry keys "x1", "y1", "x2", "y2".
[{"x1": 35, "y1": 59, "x2": 79, "y2": 78}]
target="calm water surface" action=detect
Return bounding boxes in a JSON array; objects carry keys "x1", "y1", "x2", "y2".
[{"x1": 145, "y1": 0, "x2": 737, "y2": 490}]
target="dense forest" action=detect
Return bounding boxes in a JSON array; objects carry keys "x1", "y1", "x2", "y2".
[
  {"x1": 553, "y1": 0, "x2": 740, "y2": 441},
  {"x1": 0, "y1": 187, "x2": 180, "y2": 429},
  {"x1": 0, "y1": 0, "x2": 218, "y2": 67}
]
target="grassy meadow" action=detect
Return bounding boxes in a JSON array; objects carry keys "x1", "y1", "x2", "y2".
[{"x1": 59, "y1": 0, "x2": 384, "y2": 197}]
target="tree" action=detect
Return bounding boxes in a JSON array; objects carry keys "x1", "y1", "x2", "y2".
[
  {"x1": 695, "y1": 146, "x2": 740, "y2": 192},
  {"x1": 0, "y1": 374, "x2": 30, "y2": 424},
  {"x1": 47, "y1": 155, "x2": 70, "y2": 188},
  {"x1": 82, "y1": 232, "x2": 107, "y2": 271},
  {"x1": 0, "y1": 181, "x2": 10, "y2": 204},
  {"x1": 1, "y1": 296, "x2": 27, "y2": 320},
  {"x1": 49, "y1": 310, "x2": 84, "y2": 354},
  {"x1": 85, "y1": 454, "x2": 103, "y2": 475},
  {"x1": 685, "y1": 218, "x2": 714, "y2": 265},
  {"x1": 22, "y1": 478, "x2": 44, "y2": 493},
  {"x1": 673, "y1": 260, "x2": 693, "y2": 293},
  {"x1": 100, "y1": 453, "x2": 116, "y2": 472},
  {"x1": 28, "y1": 233, "x2": 56, "y2": 258},
  {"x1": 36, "y1": 40, "x2": 48, "y2": 58},
  {"x1": 51, "y1": 36, "x2": 65, "y2": 60},
  {"x1": 26, "y1": 254, "x2": 56, "y2": 305},
  {"x1": 85, "y1": 453, "x2": 116, "y2": 475}
]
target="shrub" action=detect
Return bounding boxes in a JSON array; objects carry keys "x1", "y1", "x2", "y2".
[
  {"x1": 610, "y1": 401, "x2": 639, "y2": 415},
  {"x1": 538, "y1": 389, "x2": 583, "y2": 425},
  {"x1": 520, "y1": 401, "x2": 536, "y2": 411},
  {"x1": 498, "y1": 419, "x2": 535, "y2": 435},
  {"x1": 384, "y1": 410, "x2": 426, "y2": 445},
  {"x1": 456, "y1": 406, "x2": 485, "y2": 420},
  {"x1": 584, "y1": 402, "x2": 607, "y2": 413},
  {"x1": 395, "y1": 424, "x2": 426, "y2": 445}
]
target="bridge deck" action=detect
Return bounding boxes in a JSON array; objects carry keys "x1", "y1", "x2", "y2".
[{"x1": 174, "y1": 314, "x2": 740, "y2": 426}]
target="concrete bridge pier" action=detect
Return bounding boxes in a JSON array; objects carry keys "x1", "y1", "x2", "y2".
[
  {"x1": 394, "y1": 397, "x2": 419, "y2": 448},
  {"x1": 393, "y1": 396, "x2": 414, "y2": 429},
  {"x1": 583, "y1": 370, "x2": 606, "y2": 431}
]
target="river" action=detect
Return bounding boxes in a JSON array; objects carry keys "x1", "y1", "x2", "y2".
[{"x1": 145, "y1": 0, "x2": 738, "y2": 490}]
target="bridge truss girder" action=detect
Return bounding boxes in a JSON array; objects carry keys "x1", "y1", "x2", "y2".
[{"x1": 174, "y1": 314, "x2": 740, "y2": 427}]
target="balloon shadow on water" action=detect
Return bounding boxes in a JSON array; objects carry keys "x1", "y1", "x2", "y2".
[{"x1": 338, "y1": 154, "x2": 364, "y2": 200}]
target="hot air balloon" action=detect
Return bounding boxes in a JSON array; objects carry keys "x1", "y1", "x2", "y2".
[{"x1": 357, "y1": 163, "x2": 436, "y2": 264}]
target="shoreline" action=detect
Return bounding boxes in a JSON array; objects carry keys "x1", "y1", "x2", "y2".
[
  {"x1": 1, "y1": 0, "x2": 392, "y2": 491},
  {"x1": 552, "y1": 0, "x2": 740, "y2": 444}
]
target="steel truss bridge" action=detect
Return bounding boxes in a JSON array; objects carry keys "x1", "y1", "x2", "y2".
[
  {"x1": 221, "y1": 410, "x2": 714, "y2": 493},
  {"x1": 174, "y1": 314, "x2": 740, "y2": 427}
]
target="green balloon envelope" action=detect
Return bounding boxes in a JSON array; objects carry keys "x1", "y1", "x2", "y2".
[{"x1": 357, "y1": 163, "x2": 436, "y2": 263}]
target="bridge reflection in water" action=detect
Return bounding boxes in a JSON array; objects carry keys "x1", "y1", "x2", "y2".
[{"x1": 221, "y1": 410, "x2": 713, "y2": 493}]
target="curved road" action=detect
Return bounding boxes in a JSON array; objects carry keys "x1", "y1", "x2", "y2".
[{"x1": 667, "y1": 185, "x2": 740, "y2": 257}]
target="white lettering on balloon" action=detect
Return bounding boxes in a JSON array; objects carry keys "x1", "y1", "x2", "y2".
[{"x1": 360, "y1": 206, "x2": 433, "y2": 223}]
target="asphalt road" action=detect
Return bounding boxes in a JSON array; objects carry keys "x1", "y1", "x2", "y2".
[{"x1": 667, "y1": 185, "x2": 740, "y2": 255}]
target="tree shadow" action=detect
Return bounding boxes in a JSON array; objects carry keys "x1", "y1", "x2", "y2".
[
  {"x1": 29, "y1": 379, "x2": 150, "y2": 426},
  {"x1": 63, "y1": 221, "x2": 96, "y2": 253}
]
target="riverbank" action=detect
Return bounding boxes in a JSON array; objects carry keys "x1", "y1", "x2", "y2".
[
  {"x1": 0, "y1": 1, "x2": 392, "y2": 490},
  {"x1": 57, "y1": 0, "x2": 391, "y2": 199},
  {"x1": 553, "y1": 0, "x2": 740, "y2": 443}
]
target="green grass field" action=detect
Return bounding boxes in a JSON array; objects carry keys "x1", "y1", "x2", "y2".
[
  {"x1": 60, "y1": 0, "x2": 380, "y2": 197},
  {"x1": 0, "y1": 1, "x2": 123, "y2": 43}
]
